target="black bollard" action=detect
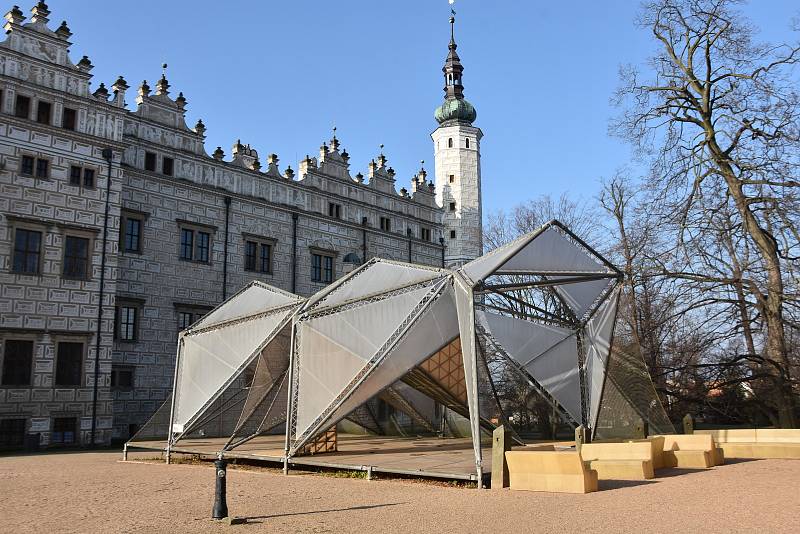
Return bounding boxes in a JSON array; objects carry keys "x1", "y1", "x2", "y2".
[{"x1": 212, "y1": 456, "x2": 229, "y2": 520}]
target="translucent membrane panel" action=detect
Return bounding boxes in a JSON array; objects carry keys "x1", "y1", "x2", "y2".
[
  {"x1": 461, "y1": 224, "x2": 608, "y2": 283},
  {"x1": 172, "y1": 309, "x2": 292, "y2": 431},
  {"x1": 583, "y1": 288, "x2": 620, "y2": 431},
  {"x1": 480, "y1": 311, "x2": 582, "y2": 423},
  {"x1": 294, "y1": 285, "x2": 434, "y2": 440},
  {"x1": 551, "y1": 276, "x2": 616, "y2": 319},
  {"x1": 193, "y1": 282, "x2": 301, "y2": 330},
  {"x1": 312, "y1": 260, "x2": 442, "y2": 310}
]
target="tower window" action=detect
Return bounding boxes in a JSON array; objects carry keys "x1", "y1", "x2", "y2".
[
  {"x1": 466, "y1": 138, "x2": 470, "y2": 149},
  {"x1": 450, "y1": 230, "x2": 456, "y2": 239},
  {"x1": 449, "y1": 202, "x2": 456, "y2": 211},
  {"x1": 448, "y1": 138, "x2": 453, "y2": 148},
  {"x1": 449, "y1": 175, "x2": 455, "y2": 183}
]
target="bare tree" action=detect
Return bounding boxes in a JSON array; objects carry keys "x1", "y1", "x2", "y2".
[{"x1": 614, "y1": 0, "x2": 800, "y2": 426}]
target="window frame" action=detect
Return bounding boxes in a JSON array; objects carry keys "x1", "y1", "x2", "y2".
[
  {"x1": 62, "y1": 107, "x2": 77, "y2": 130},
  {"x1": 35, "y1": 100, "x2": 52, "y2": 125},
  {"x1": 54, "y1": 341, "x2": 85, "y2": 387},
  {"x1": 110, "y1": 364, "x2": 135, "y2": 390},
  {"x1": 1, "y1": 339, "x2": 34, "y2": 387},
  {"x1": 379, "y1": 217, "x2": 391, "y2": 232},
  {"x1": 61, "y1": 233, "x2": 93, "y2": 281},
  {"x1": 243, "y1": 234, "x2": 276, "y2": 275},
  {"x1": 68, "y1": 164, "x2": 97, "y2": 189},
  {"x1": 174, "y1": 304, "x2": 213, "y2": 334},
  {"x1": 51, "y1": 416, "x2": 78, "y2": 446},
  {"x1": 162, "y1": 156, "x2": 174, "y2": 176},
  {"x1": 310, "y1": 248, "x2": 337, "y2": 284},
  {"x1": 11, "y1": 224, "x2": 44, "y2": 275},
  {"x1": 14, "y1": 94, "x2": 30, "y2": 119},
  {"x1": 35, "y1": 157, "x2": 49, "y2": 178},
  {"x1": 420, "y1": 227, "x2": 432, "y2": 242},
  {"x1": 177, "y1": 221, "x2": 216, "y2": 264},
  {"x1": 120, "y1": 210, "x2": 147, "y2": 255},
  {"x1": 115, "y1": 299, "x2": 143, "y2": 343},
  {"x1": 144, "y1": 152, "x2": 157, "y2": 172},
  {"x1": 327, "y1": 202, "x2": 342, "y2": 220}
]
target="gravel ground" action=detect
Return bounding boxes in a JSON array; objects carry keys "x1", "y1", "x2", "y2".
[{"x1": 0, "y1": 450, "x2": 797, "y2": 533}]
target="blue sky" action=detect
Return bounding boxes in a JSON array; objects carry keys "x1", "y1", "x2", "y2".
[{"x1": 52, "y1": 1, "x2": 799, "y2": 216}]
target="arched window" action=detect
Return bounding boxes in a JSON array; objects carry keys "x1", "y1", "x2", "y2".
[
  {"x1": 448, "y1": 138, "x2": 453, "y2": 148},
  {"x1": 465, "y1": 138, "x2": 470, "y2": 149}
]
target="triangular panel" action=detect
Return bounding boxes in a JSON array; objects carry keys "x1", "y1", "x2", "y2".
[
  {"x1": 293, "y1": 285, "x2": 436, "y2": 440},
  {"x1": 321, "y1": 286, "x2": 459, "y2": 432},
  {"x1": 173, "y1": 309, "x2": 292, "y2": 430},
  {"x1": 497, "y1": 226, "x2": 607, "y2": 275},
  {"x1": 193, "y1": 282, "x2": 301, "y2": 329},
  {"x1": 584, "y1": 288, "x2": 620, "y2": 432},
  {"x1": 551, "y1": 276, "x2": 616, "y2": 319},
  {"x1": 314, "y1": 261, "x2": 442, "y2": 310}
]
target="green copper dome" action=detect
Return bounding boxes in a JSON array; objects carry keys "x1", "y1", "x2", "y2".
[{"x1": 435, "y1": 98, "x2": 477, "y2": 125}]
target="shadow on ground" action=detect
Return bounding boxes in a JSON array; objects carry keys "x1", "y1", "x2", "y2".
[{"x1": 243, "y1": 502, "x2": 406, "y2": 523}]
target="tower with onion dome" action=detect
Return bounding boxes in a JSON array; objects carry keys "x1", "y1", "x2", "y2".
[{"x1": 432, "y1": 12, "x2": 483, "y2": 268}]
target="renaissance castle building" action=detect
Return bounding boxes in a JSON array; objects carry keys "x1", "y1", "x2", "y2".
[{"x1": 0, "y1": 2, "x2": 483, "y2": 448}]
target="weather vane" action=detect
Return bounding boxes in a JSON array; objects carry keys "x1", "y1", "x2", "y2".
[{"x1": 449, "y1": 0, "x2": 456, "y2": 15}]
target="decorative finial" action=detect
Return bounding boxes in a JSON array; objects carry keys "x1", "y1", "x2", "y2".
[
  {"x1": 162, "y1": 63, "x2": 168, "y2": 76},
  {"x1": 379, "y1": 143, "x2": 384, "y2": 155}
]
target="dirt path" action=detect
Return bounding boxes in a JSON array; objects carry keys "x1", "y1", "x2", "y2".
[{"x1": 0, "y1": 451, "x2": 797, "y2": 533}]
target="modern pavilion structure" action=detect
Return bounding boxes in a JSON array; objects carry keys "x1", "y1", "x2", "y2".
[{"x1": 129, "y1": 221, "x2": 672, "y2": 482}]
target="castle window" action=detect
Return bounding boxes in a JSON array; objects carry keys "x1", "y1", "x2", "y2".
[
  {"x1": 14, "y1": 95, "x2": 30, "y2": 119},
  {"x1": 178, "y1": 222, "x2": 214, "y2": 264},
  {"x1": 111, "y1": 365, "x2": 135, "y2": 390},
  {"x1": 328, "y1": 202, "x2": 342, "y2": 219},
  {"x1": 420, "y1": 227, "x2": 432, "y2": 242},
  {"x1": 1, "y1": 340, "x2": 33, "y2": 386},
  {"x1": 51, "y1": 417, "x2": 77, "y2": 445},
  {"x1": 20, "y1": 156, "x2": 34, "y2": 176},
  {"x1": 144, "y1": 152, "x2": 156, "y2": 172},
  {"x1": 448, "y1": 138, "x2": 453, "y2": 148},
  {"x1": 70, "y1": 165, "x2": 95, "y2": 188},
  {"x1": 174, "y1": 304, "x2": 213, "y2": 333},
  {"x1": 12, "y1": 228, "x2": 42, "y2": 275},
  {"x1": 244, "y1": 237, "x2": 274, "y2": 274},
  {"x1": 36, "y1": 101, "x2": 51, "y2": 125},
  {"x1": 62, "y1": 108, "x2": 77, "y2": 130},
  {"x1": 380, "y1": 217, "x2": 391, "y2": 232},
  {"x1": 0, "y1": 419, "x2": 26, "y2": 449},
  {"x1": 63, "y1": 235, "x2": 91, "y2": 280},
  {"x1": 311, "y1": 251, "x2": 335, "y2": 284},
  {"x1": 450, "y1": 230, "x2": 456, "y2": 239},
  {"x1": 121, "y1": 211, "x2": 146, "y2": 254},
  {"x1": 466, "y1": 138, "x2": 470, "y2": 149},
  {"x1": 449, "y1": 174, "x2": 455, "y2": 184},
  {"x1": 116, "y1": 305, "x2": 138, "y2": 342},
  {"x1": 35, "y1": 158, "x2": 49, "y2": 178},
  {"x1": 55, "y1": 342, "x2": 83, "y2": 387},
  {"x1": 449, "y1": 202, "x2": 456, "y2": 211},
  {"x1": 162, "y1": 157, "x2": 174, "y2": 176}
]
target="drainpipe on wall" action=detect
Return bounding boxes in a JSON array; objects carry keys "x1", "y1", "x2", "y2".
[
  {"x1": 439, "y1": 237, "x2": 446, "y2": 268},
  {"x1": 407, "y1": 228, "x2": 413, "y2": 263},
  {"x1": 222, "y1": 196, "x2": 231, "y2": 301},
  {"x1": 361, "y1": 217, "x2": 368, "y2": 263},
  {"x1": 90, "y1": 148, "x2": 114, "y2": 447},
  {"x1": 291, "y1": 212, "x2": 298, "y2": 293}
]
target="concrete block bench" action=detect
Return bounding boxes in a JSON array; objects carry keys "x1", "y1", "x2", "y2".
[
  {"x1": 696, "y1": 429, "x2": 800, "y2": 460},
  {"x1": 656, "y1": 434, "x2": 721, "y2": 468},
  {"x1": 580, "y1": 441, "x2": 655, "y2": 480},
  {"x1": 505, "y1": 450, "x2": 598, "y2": 493}
]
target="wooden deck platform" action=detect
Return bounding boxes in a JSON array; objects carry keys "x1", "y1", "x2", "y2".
[{"x1": 125, "y1": 434, "x2": 492, "y2": 481}]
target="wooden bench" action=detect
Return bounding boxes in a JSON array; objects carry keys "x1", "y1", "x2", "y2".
[
  {"x1": 696, "y1": 429, "x2": 800, "y2": 460},
  {"x1": 505, "y1": 451, "x2": 598, "y2": 493},
  {"x1": 580, "y1": 441, "x2": 655, "y2": 480},
  {"x1": 657, "y1": 434, "x2": 721, "y2": 468}
]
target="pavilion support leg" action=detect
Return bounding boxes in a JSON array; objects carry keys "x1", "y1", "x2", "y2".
[{"x1": 122, "y1": 443, "x2": 128, "y2": 462}]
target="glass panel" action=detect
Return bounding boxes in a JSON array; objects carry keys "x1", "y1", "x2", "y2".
[
  {"x1": 83, "y1": 168, "x2": 95, "y2": 188},
  {"x1": 55, "y1": 343, "x2": 83, "y2": 386},
  {"x1": 124, "y1": 218, "x2": 141, "y2": 253},
  {"x1": 21, "y1": 156, "x2": 34, "y2": 176},
  {"x1": 323, "y1": 255, "x2": 334, "y2": 283},
  {"x1": 35, "y1": 158, "x2": 48, "y2": 178},
  {"x1": 69, "y1": 166, "x2": 82, "y2": 185},
  {"x1": 119, "y1": 306, "x2": 136, "y2": 341},
  {"x1": 180, "y1": 229, "x2": 193, "y2": 260},
  {"x1": 1, "y1": 340, "x2": 33, "y2": 386},
  {"x1": 259, "y1": 244, "x2": 271, "y2": 273},
  {"x1": 63, "y1": 236, "x2": 89, "y2": 279},
  {"x1": 196, "y1": 232, "x2": 210, "y2": 262},
  {"x1": 311, "y1": 254, "x2": 322, "y2": 282},
  {"x1": 13, "y1": 229, "x2": 41, "y2": 274},
  {"x1": 244, "y1": 241, "x2": 257, "y2": 271}
]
